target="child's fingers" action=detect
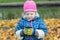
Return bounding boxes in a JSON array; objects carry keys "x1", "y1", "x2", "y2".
[{"x1": 35, "y1": 31, "x2": 39, "y2": 37}]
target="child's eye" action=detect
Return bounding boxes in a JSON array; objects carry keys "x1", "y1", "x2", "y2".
[{"x1": 26, "y1": 14, "x2": 29, "y2": 15}]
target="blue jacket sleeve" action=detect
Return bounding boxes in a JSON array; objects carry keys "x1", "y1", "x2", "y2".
[
  {"x1": 15, "y1": 20, "x2": 24, "y2": 33},
  {"x1": 38, "y1": 18, "x2": 48, "y2": 35}
]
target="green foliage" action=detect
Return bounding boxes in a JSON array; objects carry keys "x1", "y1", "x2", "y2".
[
  {"x1": 0, "y1": 0, "x2": 60, "y2": 3},
  {"x1": 0, "y1": 7, "x2": 60, "y2": 20},
  {"x1": 38, "y1": 7, "x2": 60, "y2": 19}
]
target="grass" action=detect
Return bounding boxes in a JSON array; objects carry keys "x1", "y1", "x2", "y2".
[
  {"x1": 38, "y1": 7, "x2": 60, "y2": 19},
  {"x1": 0, "y1": 7, "x2": 60, "y2": 20},
  {"x1": 0, "y1": 0, "x2": 60, "y2": 3}
]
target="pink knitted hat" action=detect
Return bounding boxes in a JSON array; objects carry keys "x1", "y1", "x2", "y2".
[{"x1": 23, "y1": 0, "x2": 37, "y2": 12}]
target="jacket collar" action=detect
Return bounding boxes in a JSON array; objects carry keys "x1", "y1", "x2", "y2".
[{"x1": 22, "y1": 16, "x2": 40, "y2": 21}]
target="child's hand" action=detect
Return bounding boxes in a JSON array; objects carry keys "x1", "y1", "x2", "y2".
[
  {"x1": 23, "y1": 27, "x2": 34, "y2": 36},
  {"x1": 20, "y1": 30, "x2": 24, "y2": 37},
  {"x1": 35, "y1": 31, "x2": 39, "y2": 37}
]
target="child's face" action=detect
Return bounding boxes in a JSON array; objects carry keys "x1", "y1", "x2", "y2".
[{"x1": 25, "y1": 11, "x2": 36, "y2": 20}]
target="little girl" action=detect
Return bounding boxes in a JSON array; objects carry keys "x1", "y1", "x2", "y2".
[{"x1": 15, "y1": 0, "x2": 48, "y2": 40}]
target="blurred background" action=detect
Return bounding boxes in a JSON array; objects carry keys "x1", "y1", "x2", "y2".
[{"x1": 0, "y1": 0, "x2": 60, "y2": 40}]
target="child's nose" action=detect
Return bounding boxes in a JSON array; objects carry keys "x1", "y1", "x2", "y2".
[{"x1": 28, "y1": 15, "x2": 31, "y2": 17}]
